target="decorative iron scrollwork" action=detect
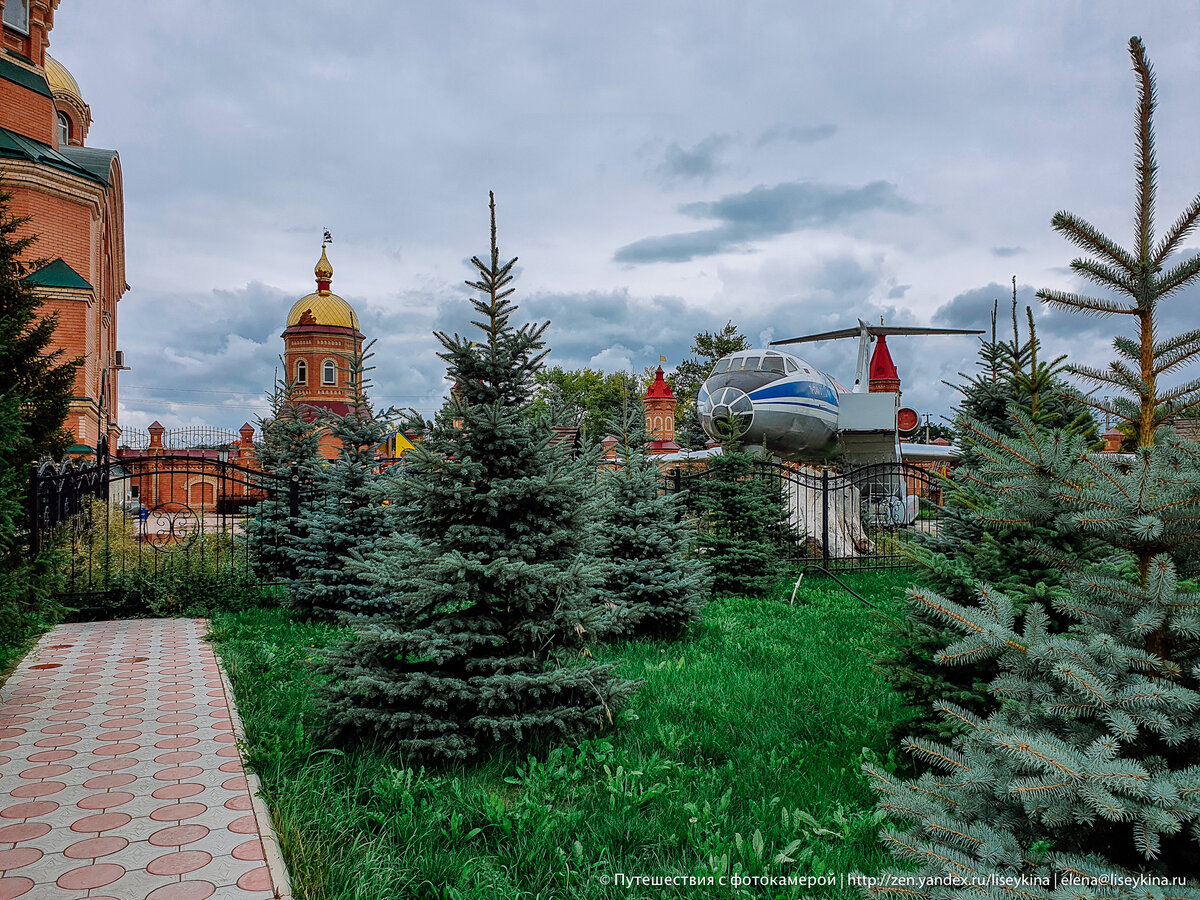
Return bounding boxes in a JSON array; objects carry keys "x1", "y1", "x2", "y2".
[{"x1": 139, "y1": 502, "x2": 200, "y2": 551}]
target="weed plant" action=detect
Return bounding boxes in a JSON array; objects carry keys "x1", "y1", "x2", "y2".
[{"x1": 209, "y1": 571, "x2": 911, "y2": 899}]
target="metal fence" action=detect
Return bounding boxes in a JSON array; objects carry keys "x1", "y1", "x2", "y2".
[
  {"x1": 30, "y1": 449, "x2": 308, "y2": 611},
  {"x1": 662, "y1": 459, "x2": 945, "y2": 571},
  {"x1": 116, "y1": 425, "x2": 249, "y2": 452}
]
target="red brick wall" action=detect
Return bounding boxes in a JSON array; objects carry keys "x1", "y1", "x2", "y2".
[
  {"x1": 283, "y1": 328, "x2": 362, "y2": 407},
  {"x1": 9, "y1": 184, "x2": 96, "y2": 282},
  {"x1": 0, "y1": 75, "x2": 56, "y2": 144}
]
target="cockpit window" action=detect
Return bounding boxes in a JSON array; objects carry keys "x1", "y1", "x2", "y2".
[
  {"x1": 785, "y1": 358, "x2": 798, "y2": 372},
  {"x1": 742, "y1": 356, "x2": 760, "y2": 371},
  {"x1": 712, "y1": 358, "x2": 731, "y2": 374},
  {"x1": 762, "y1": 356, "x2": 785, "y2": 373}
]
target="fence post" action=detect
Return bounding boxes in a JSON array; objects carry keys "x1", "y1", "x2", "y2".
[
  {"x1": 821, "y1": 468, "x2": 830, "y2": 567},
  {"x1": 673, "y1": 466, "x2": 681, "y2": 493},
  {"x1": 28, "y1": 464, "x2": 40, "y2": 555}
]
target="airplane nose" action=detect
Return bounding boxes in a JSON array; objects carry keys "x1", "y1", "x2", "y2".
[{"x1": 705, "y1": 386, "x2": 754, "y2": 439}]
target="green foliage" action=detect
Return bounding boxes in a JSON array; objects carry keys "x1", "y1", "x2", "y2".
[
  {"x1": 56, "y1": 499, "x2": 275, "y2": 620},
  {"x1": 314, "y1": 194, "x2": 637, "y2": 761},
  {"x1": 952, "y1": 292, "x2": 1098, "y2": 444},
  {"x1": 244, "y1": 372, "x2": 323, "y2": 582},
  {"x1": 532, "y1": 367, "x2": 640, "y2": 441},
  {"x1": 673, "y1": 322, "x2": 751, "y2": 449},
  {"x1": 209, "y1": 571, "x2": 909, "y2": 899},
  {"x1": 876, "y1": 287, "x2": 1102, "y2": 747},
  {"x1": 1035, "y1": 49, "x2": 1200, "y2": 444},
  {"x1": 288, "y1": 347, "x2": 394, "y2": 621},
  {"x1": 865, "y1": 423, "x2": 1200, "y2": 876},
  {"x1": 0, "y1": 396, "x2": 63, "y2": 666},
  {"x1": 0, "y1": 185, "x2": 76, "y2": 661},
  {"x1": 868, "y1": 39, "x2": 1200, "y2": 895},
  {"x1": 591, "y1": 400, "x2": 710, "y2": 639},
  {"x1": 686, "y1": 448, "x2": 796, "y2": 597},
  {"x1": 0, "y1": 184, "x2": 80, "y2": 466}
]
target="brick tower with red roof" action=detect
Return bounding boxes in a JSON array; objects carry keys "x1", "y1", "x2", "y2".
[
  {"x1": 643, "y1": 365, "x2": 681, "y2": 454},
  {"x1": 867, "y1": 334, "x2": 901, "y2": 395}
]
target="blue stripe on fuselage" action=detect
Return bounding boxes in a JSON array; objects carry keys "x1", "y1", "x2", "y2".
[{"x1": 749, "y1": 378, "x2": 838, "y2": 407}]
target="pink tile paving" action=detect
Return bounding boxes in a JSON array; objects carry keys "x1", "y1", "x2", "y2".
[{"x1": 0, "y1": 619, "x2": 290, "y2": 899}]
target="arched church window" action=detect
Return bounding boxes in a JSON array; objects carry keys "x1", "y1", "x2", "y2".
[
  {"x1": 58, "y1": 112, "x2": 70, "y2": 145},
  {"x1": 322, "y1": 359, "x2": 336, "y2": 385},
  {"x1": 295, "y1": 360, "x2": 307, "y2": 385}
]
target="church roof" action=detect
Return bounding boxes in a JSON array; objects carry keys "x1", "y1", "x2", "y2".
[
  {"x1": 286, "y1": 292, "x2": 360, "y2": 330},
  {"x1": 0, "y1": 125, "x2": 106, "y2": 184},
  {"x1": 645, "y1": 365, "x2": 675, "y2": 400},
  {"x1": 24, "y1": 257, "x2": 92, "y2": 290},
  {"x1": 0, "y1": 55, "x2": 52, "y2": 99},
  {"x1": 44, "y1": 54, "x2": 83, "y2": 105},
  {"x1": 868, "y1": 334, "x2": 898, "y2": 382},
  {"x1": 59, "y1": 146, "x2": 115, "y2": 185},
  {"x1": 286, "y1": 245, "x2": 360, "y2": 330}
]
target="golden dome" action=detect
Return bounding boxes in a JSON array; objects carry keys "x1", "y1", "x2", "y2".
[
  {"x1": 45, "y1": 54, "x2": 84, "y2": 105},
  {"x1": 286, "y1": 245, "x2": 359, "y2": 330},
  {"x1": 286, "y1": 292, "x2": 360, "y2": 330}
]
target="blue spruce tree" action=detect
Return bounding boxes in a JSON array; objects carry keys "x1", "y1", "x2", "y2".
[
  {"x1": 244, "y1": 373, "x2": 322, "y2": 583},
  {"x1": 865, "y1": 38, "x2": 1200, "y2": 894},
  {"x1": 313, "y1": 194, "x2": 638, "y2": 760},
  {"x1": 687, "y1": 432, "x2": 795, "y2": 597},
  {"x1": 876, "y1": 302, "x2": 1100, "y2": 746},
  {"x1": 592, "y1": 399, "x2": 710, "y2": 639},
  {"x1": 288, "y1": 346, "x2": 394, "y2": 620}
]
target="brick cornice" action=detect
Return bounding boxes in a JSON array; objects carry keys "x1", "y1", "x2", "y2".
[
  {"x1": 30, "y1": 283, "x2": 94, "y2": 304},
  {"x1": 2, "y1": 157, "x2": 105, "y2": 213}
]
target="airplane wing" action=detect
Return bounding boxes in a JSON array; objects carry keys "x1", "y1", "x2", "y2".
[
  {"x1": 770, "y1": 326, "x2": 863, "y2": 345},
  {"x1": 771, "y1": 324, "x2": 982, "y2": 345},
  {"x1": 867, "y1": 326, "x2": 984, "y2": 337}
]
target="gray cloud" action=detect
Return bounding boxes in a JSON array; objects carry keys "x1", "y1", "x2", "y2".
[
  {"x1": 756, "y1": 123, "x2": 837, "y2": 146},
  {"x1": 614, "y1": 180, "x2": 915, "y2": 264},
  {"x1": 656, "y1": 135, "x2": 731, "y2": 185},
  {"x1": 932, "y1": 282, "x2": 1039, "y2": 334},
  {"x1": 991, "y1": 246, "x2": 1026, "y2": 257},
  {"x1": 46, "y1": 0, "x2": 1200, "y2": 444}
]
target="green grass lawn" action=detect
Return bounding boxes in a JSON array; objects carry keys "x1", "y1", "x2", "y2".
[{"x1": 207, "y1": 570, "x2": 917, "y2": 900}]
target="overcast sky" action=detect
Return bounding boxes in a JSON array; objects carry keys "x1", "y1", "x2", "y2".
[{"x1": 45, "y1": 1, "x2": 1200, "y2": 436}]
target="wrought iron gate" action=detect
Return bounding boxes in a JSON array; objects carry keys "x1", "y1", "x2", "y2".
[
  {"x1": 30, "y1": 449, "x2": 306, "y2": 610},
  {"x1": 663, "y1": 459, "x2": 946, "y2": 571}
]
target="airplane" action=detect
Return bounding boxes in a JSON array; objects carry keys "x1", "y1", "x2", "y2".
[
  {"x1": 696, "y1": 319, "x2": 981, "y2": 507},
  {"x1": 695, "y1": 319, "x2": 981, "y2": 524}
]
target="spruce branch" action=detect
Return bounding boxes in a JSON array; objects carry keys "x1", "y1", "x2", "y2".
[
  {"x1": 1047, "y1": 211, "x2": 1138, "y2": 271},
  {"x1": 1036, "y1": 288, "x2": 1136, "y2": 317},
  {"x1": 1154, "y1": 250, "x2": 1200, "y2": 298},
  {"x1": 1071, "y1": 258, "x2": 1136, "y2": 293},
  {"x1": 1153, "y1": 193, "x2": 1200, "y2": 265}
]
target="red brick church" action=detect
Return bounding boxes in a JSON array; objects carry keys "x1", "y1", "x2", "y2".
[
  {"x1": 282, "y1": 245, "x2": 366, "y2": 459},
  {"x1": 1, "y1": 0, "x2": 126, "y2": 456}
]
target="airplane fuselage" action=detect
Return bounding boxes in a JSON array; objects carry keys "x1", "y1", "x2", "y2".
[{"x1": 697, "y1": 349, "x2": 843, "y2": 460}]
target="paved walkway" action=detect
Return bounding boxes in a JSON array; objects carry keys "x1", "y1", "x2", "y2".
[{"x1": 0, "y1": 619, "x2": 291, "y2": 899}]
